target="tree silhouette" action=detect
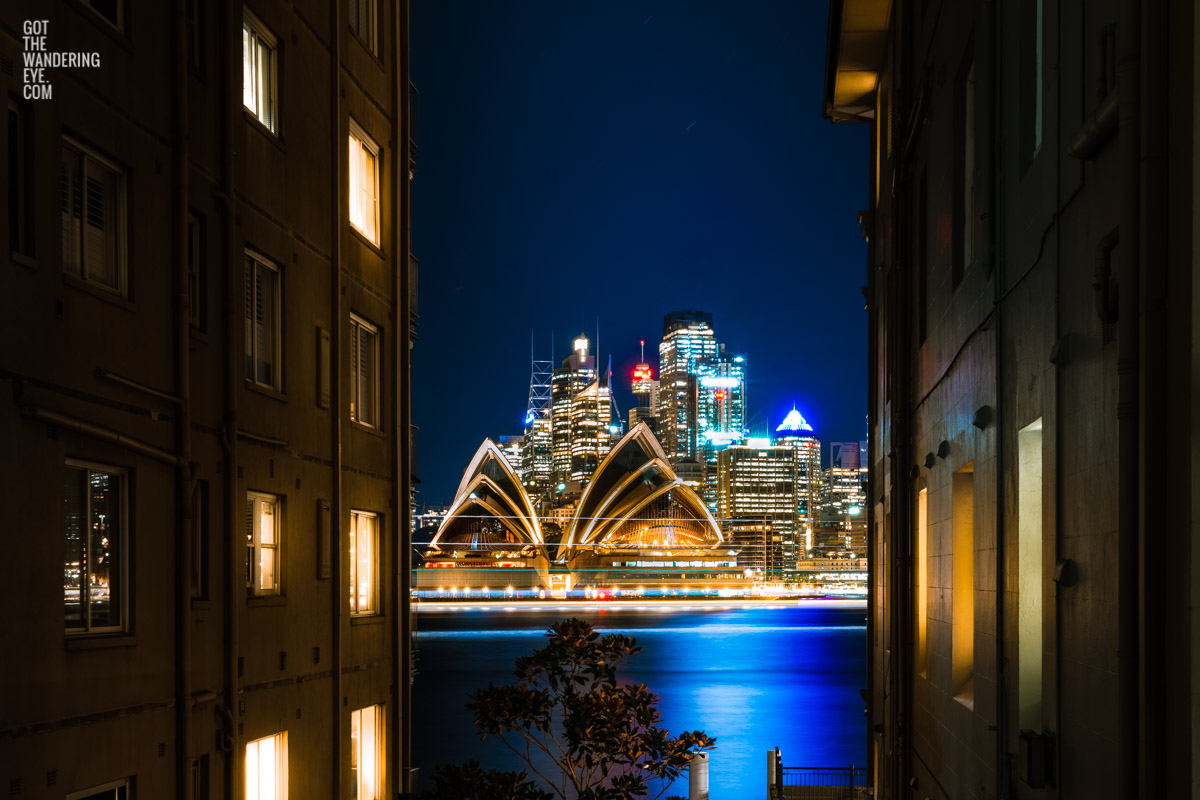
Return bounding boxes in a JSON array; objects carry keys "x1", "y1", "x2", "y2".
[{"x1": 459, "y1": 618, "x2": 715, "y2": 800}]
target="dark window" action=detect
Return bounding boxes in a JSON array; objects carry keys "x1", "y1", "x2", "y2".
[
  {"x1": 917, "y1": 168, "x2": 928, "y2": 344},
  {"x1": 952, "y1": 58, "x2": 975, "y2": 289},
  {"x1": 65, "y1": 462, "x2": 127, "y2": 633},
  {"x1": 349, "y1": 0, "x2": 377, "y2": 54},
  {"x1": 8, "y1": 101, "x2": 34, "y2": 258}
]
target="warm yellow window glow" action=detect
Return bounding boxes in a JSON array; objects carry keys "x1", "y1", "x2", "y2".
[
  {"x1": 351, "y1": 705, "x2": 382, "y2": 800},
  {"x1": 350, "y1": 511, "x2": 377, "y2": 615},
  {"x1": 348, "y1": 120, "x2": 379, "y2": 244},
  {"x1": 245, "y1": 732, "x2": 286, "y2": 800},
  {"x1": 952, "y1": 464, "x2": 975, "y2": 704},
  {"x1": 917, "y1": 488, "x2": 928, "y2": 676},
  {"x1": 1018, "y1": 419, "x2": 1044, "y2": 729},
  {"x1": 246, "y1": 492, "x2": 280, "y2": 595}
]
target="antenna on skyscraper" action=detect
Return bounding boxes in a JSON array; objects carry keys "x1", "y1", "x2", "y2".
[{"x1": 525, "y1": 330, "x2": 553, "y2": 427}]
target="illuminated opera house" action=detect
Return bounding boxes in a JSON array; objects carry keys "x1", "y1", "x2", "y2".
[{"x1": 416, "y1": 424, "x2": 740, "y2": 591}]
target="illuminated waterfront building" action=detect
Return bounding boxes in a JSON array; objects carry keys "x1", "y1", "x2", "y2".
[
  {"x1": 629, "y1": 339, "x2": 660, "y2": 434},
  {"x1": 717, "y1": 444, "x2": 801, "y2": 572},
  {"x1": 657, "y1": 311, "x2": 718, "y2": 462}
]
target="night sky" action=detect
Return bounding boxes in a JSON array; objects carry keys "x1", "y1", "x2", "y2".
[{"x1": 411, "y1": 3, "x2": 868, "y2": 505}]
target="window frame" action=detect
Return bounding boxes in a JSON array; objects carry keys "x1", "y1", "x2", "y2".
[
  {"x1": 348, "y1": 118, "x2": 380, "y2": 245},
  {"x1": 349, "y1": 510, "x2": 379, "y2": 616},
  {"x1": 8, "y1": 99, "x2": 35, "y2": 260},
  {"x1": 64, "y1": 459, "x2": 129, "y2": 636},
  {"x1": 61, "y1": 136, "x2": 128, "y2": 296},
  {"x1": 348, "y1": 0, "x2": 378, "y2": 55},
  {"x1": 245, "y1": 731, "x2": 288, "y2": 800},
  {"x1": 349, "y1": 313, "x2": 379, "y2": 428},
  {"x1": 244, "y1": 250, "x2": 282, "y2": 392},
  {"x1": 67, "y1": 778, "x2": 131, "y2": 800},
  {"x1": 246, "y1": 491, "x2": 282, "y2": 597},
  {"x1": 243, "y1": 10, "x2": 279, "y2": 134},
  {"x1": 81, "y1": 0, "x2": 123, "y2": 31},
  {"x1": 350, "y1": 704, "x2": 383, "y2": 800}
]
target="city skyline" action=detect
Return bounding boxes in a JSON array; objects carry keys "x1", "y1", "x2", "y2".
[{"x1": 411, "y1": 3, "x2": 868, "y2": 504}]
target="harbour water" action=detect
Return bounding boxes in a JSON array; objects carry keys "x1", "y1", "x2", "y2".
[{"x1": 411, "y1": 600, "x2": 867, "y2": 799}]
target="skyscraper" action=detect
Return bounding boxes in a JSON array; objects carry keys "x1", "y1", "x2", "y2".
[
  {"x1": 521, "y1": 347, "x2": 554, "y2": 496},
  {"x1": 717, "y1": 444, "x2": 800, "y2": 575},
  {"x1": 774, "y1": 407, "x2": 822, "y2": 553},
  {"x1": 550, "y1": 335, "x2": 612, "y2": 484},
  {"x1": 657, "y1": 311, "x2": 718, "y2": 462},
  {"x1": 696, "y1": 350, "x2": 748, "y2": 510}
]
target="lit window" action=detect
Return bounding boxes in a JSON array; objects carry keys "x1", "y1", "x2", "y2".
[
  {"x1": 350, "y1": 315, "x2": 378, "y2": 428},
  {"x1": 243, "y1": 11, "x2": 278, "y2": 133},
  {"x1": 350, "y1": 511, "x2": 378, "y2": 615},
  {"x1": 245, "y1": 732, "x2": 287, "y2": 800},
  {"x1": 348, "y1": 119, "x2": 379, "y2": 244},
  {"x1": 246, "y1": 492, "x2": 281, "y2": 596},
  {"x1": 351, "y1": 705, "x2": 382, "y2": 800},
  {"x1": 61, "y1": 138, "x2": 126, "y2": 295},
  {"x1": 68, "y1": 779, "x2": 130, "y2": 800},
  {"x1": 65, "y1": 461, "x2": 127, "y2": 634},
  {"x1": 349, "y1": 0, "x2": 377, "y2": 54},
  {"x1": 244, "y1": 252, "x2": 281, "y2": 390}
]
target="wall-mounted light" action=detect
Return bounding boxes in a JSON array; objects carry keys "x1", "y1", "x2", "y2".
[
  {"x1": 923, "y1": 453, "x2": 936, "y2": 468},
  {"x1": 972, "y1": 405, "x2": 992, "y2": 430},
  {"x1": 937, "y1": 440, "x2": 950, "y2": 459}
]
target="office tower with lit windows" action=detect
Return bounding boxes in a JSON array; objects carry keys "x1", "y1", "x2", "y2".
[
  {"x1": 774, "y1": 407, "x2": 822, "y2": 554},
  {"x1": 521, "y1": 350, "x2": 554, "y2": 496},
  {"x1": 550, "y1": 335, "x2": 612, "y2": 484},
  {"x1": 695, "y1": 350, "x2": 748, "y2": 510},
  {"x1": 629, "y1": 339, "x2": 660, "y2": 434},
  {"x1": 657, "y1": 311, "x2": 718, "y2": 462},
  {"x1": 0, "y1": 2, "x2": 416, "y2": 798},
  {"x1": 717, "y1": 444, "x2": 800, "y2": 575}
]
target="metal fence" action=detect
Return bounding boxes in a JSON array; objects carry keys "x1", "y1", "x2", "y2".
[{"x1": 771, "y1": 765, "x2": 870, "y2": 800}]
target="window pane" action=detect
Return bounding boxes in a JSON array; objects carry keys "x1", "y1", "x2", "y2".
[
  {"x1": 83, "y1": 159, "x2": 119, "y2": 290},
  {"x1": 360, "y1": 705, "x2": 377, "y2": 799},
  {"x1": 64, "y1": 468, "x2": 84, "y2": 629},
  {"x1": 257, "y1": 39, "x2": 273, "y2": 130},
  {"x1": 258, "y1": 497, "x2": 275, "y2": 545},
  {"x1": 362, "y1": 148, "x2": 376, "y2": 242},
  {"x1": 255, "y1": 264, "x2": 276, "y2": 387},
  {"x1": 357, "y1": 515, "x2": 372, "y2": 612},
  {"x1": 358, "y1": 328, "x2": 373, "y2": 425},
  {"x1": 61, "y1": 149, "x2": 82, "y2": 273},
  {"x1": 88, "y1": 470, "x2": 121, "y2": 628},
  {"x1": 243, "y1": 25, "x2": 256, "y2": 111}
]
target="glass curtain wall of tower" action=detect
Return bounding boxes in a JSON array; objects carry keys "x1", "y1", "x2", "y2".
[
  {"x1": 696, "y1": 350, "x2": 747, "y2": 512},
  {"x1": 522, "y1": 350, "x2": 554, "y2": 497},
  {"x1": 657, "y1": 311, "x2": 717, "y2": 463},
  {"x1": 717, "y1": 444, "x2": 798, "y2": 578}
]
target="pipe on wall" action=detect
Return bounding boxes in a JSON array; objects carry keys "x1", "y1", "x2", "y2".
[
  {"x1": 329, "y1": 3, "x2": 344, "y2": 796},
  {"x1": 173, "y1": 1, "x2": 194, "y2": 798},
  {"x1": 1115, "y1": 0, "x2": 1140, "y2": 796}
]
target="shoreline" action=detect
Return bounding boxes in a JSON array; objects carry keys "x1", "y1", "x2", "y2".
[{"x1": 415, "y1": 597, "x2": 868, "y2": 611}]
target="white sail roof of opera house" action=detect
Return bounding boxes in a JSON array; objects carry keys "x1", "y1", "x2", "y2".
[
  {"x1": 428, "y1": 439, "x2": 545, "y2": 553},
  {"x1": 565, "y1": 423, "x2": 723, "y2": 552}
]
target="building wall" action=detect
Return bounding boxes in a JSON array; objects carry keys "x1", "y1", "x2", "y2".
[
  {"x1": 0, "y1": 0, "x2": 413, "y2": 797},
  {"x1": 828, "y1": 0, "x2": 1194, "y2": 797}
]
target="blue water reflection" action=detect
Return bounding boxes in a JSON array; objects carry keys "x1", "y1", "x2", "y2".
[{"x1": 413, "y1": 602, "x2": 866, "y2": 799}]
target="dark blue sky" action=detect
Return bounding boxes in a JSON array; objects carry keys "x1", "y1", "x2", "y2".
[{"x1": 411, "y1": 2, "x2": 868, "y2": 504}]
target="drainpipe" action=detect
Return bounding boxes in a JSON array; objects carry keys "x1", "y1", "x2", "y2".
[
  {"x1": 394, "y1": 1, "x2": 416, "y2": 793},
  {"x1": 219, "y1": 0, "x2": 241, "y2": 795},
  {"x1": 1138, "y1": 0, "x2": 1168, "y2": 793},
  {"x1": 976, "y1": 0, "x2": 1009, "y2": 795},
  {"x1": 1115, "y1": 0, "x2": 1140, "y2": 796},
  {"x1": 172, "y1": 2, "x2": 194, "y2": 799},
  {"x1": 329, "y1": 5, "x2": 344, "y2": 797}
]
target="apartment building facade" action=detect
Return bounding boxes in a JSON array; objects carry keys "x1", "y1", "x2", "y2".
[
  {"x1": 826, "y1": 0, "x2": 1197, "y2": 797},
  {"x1": 1, "y1": 0, "x2": 415, "y2": 797}
]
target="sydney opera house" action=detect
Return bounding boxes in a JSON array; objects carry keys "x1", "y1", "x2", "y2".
[{"x1": 416, "y1": 424, "x2": 741, "y2": 591}]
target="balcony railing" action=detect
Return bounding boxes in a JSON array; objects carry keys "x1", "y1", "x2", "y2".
[{"x1": 772, "y1": 763, "x2": 869, "y2": 800}]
